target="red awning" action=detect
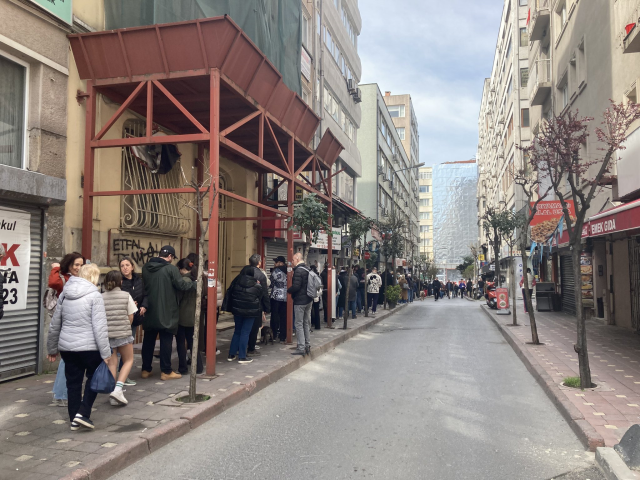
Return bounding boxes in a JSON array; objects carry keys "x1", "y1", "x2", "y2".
[{"x1": 587, "y1": 198, "x2": 640, "y2": 237}]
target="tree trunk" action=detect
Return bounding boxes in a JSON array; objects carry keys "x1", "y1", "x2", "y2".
[
  {"x1": 343, "y1": 258, "x2": 352, "y2": 329},
  {"x1": 520, "y1": 236, "x2": 539, "y2": 344},
  {"x1": 572, "y1": 243, "x2": 592, "y2": 388},
  {"x1": 383, "y1": 264, "x2": 387, "y2": 310},
  {"x1": 494, "y1": 229, "x2": 501, "y2": 288},
  {"x1": 189, "y1": 238, "x2": 205, "y2": 402},
  {"x1": 511, "y1": 249, "x2": 517, "y2": 326}
]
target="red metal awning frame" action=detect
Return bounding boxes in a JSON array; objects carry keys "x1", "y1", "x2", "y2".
[{"x1": 70, "y1": 16, "x2": 344, "y2": 376}]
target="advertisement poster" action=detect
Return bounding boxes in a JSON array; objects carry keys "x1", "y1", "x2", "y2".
[
  {"x1": 530, "y1": 200, "x2": 575, "y2": 243},
  {"x1": 0, "y1": 208, "x2": 32, "y2": 311},
  {"x1": 496, "y1": 287, "x2": 509, "y2": 310},
  {"x1": 580, "y1": 252, "x2": 594, "y2": 307}
]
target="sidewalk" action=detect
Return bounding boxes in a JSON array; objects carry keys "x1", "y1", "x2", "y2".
[
  {"x1": 481, "y1": 301, "x2": 640, "y2": 451},
  {"x1": 0, "y1": 306, "x2": 404, "y2": 480}
]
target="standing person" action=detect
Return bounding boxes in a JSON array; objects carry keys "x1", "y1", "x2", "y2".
[
  {"x1": 466, "y1": 279, "x2": 473, "y2": 299},
  {"x1": 355, "y1": 266, "x2": 365, "y2": 313},
  {"x1": 226, "y1": 257, "x2": 270, "y2": 364},
  {"x1": 398, "y1": 275, "x2": 408, "y2": 304},
  {"x1": 246, "y1": 255, "x2": 269, "y2": 357},
  {"x1": 406, "y1": 275, "x2": 414, "y2": 303},
  {"x1": 459, "y1": 279, "x2": 467, "y2": 298},
  {"x1": 48, "y1": 252, "x2": 85, "y2": 407},
  {"x1": 102, "y1": 271, "x2": 137, "y2": 406},
  {"x1": 175, "y1": 259, "x2": 203, "y2": 375},
  {"x1": 477, "y1": 276, "x2": 485, "y2": 299},
  {"x1": 47, "y1": 264, "x2": 110, "y2": 431},
  {"x1": 288, "y1": 253, "x2": 313, "y2": 356},
  {"x1": 453, "y1": 281, "x2": 458, "y2": 298},
  {"x1": 119, "y1": 257, "x2": 147, "y2": 386},
  {"x1": 520, "y1": 268, "x2": 536, "y2": 313},
  {"x1": 141, "y1": 246, "x2": 195, "y2": 380},
  {"x1": 320, "y1": 265, "x2": 330, "y2": 324},
  {"x1": 432, "y1": 278, "x2": 441, "y2": 301},
  {"x1": 270, "y1": 256, "x2": 288, "y2": 342},
  {"x1": 338, "y1": 267, "x2": 358, "y2": 318},
  {"x1": 310, "y1": 265, "x2": 321, "y2": 330},
  {"x1": 366, "y1": 267, "x2": 382, "y2": 316}
]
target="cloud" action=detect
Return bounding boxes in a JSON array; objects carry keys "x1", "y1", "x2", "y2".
[{"x1": 358, "y1": 0, "x2": 504, "y2": 165}]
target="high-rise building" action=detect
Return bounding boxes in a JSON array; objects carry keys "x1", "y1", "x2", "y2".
[
  {"x1": 357, "y1": 84, "x2": 420, "y2": 268},
  {"x1": 418, "y1": 167, "x2": 433, "y2": 259}
]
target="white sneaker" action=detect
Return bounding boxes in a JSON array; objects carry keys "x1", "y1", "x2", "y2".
[
  {"x1": 109, "y1": 389, "x2": 128, "y2": 405},
  {"x1": 254, "y1": 345, "x2": 260, "y2": 350}
]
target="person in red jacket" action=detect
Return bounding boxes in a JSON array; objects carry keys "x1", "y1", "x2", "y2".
[{"x1": 49, "y1": 252, "x2": 85, "y2": 294}]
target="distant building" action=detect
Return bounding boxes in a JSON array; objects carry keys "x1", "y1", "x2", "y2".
[
  {"x1": 418, "y1": 167, "x2": 433, "y2": 259},
  {"x1": 433, "y1": 161, "x2": 478, "y2": 279}
]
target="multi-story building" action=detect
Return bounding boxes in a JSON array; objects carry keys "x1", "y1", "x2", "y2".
[
  {"x1": 357, "y1": 84, "x2": 420, "y2": 269},
  {"x1": 418, "y1": 167, "x2": 433, "y2": 259},
  {"x1": 477, "y1": 0, "x2": 531, "y2": 260}
]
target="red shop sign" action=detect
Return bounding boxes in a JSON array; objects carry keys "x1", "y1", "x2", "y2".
[{"x1": 496, "y1": 288, "x2": 509, "y2": 310}]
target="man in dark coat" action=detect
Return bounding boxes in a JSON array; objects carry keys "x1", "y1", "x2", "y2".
[
  {"x1": 141, "y1": 245, "x2": 195, "y2": 380},
  {"x1": 338, "y1": 267, "x2": 358, "y2": 319},
  {"x1": 287, "y1": 252, "x2": 312, "y2": 356},
  {"x1": 432, "y1": 278, "x2": 441, "y2": 301}
]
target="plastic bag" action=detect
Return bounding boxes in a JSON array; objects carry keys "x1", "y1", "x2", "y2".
[{"x1": 90, "y1": 361, "x2": 115, "y2": 394}]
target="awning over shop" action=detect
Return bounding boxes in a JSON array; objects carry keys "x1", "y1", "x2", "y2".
[{"x1": 587, "y1": 198, "x2": 640, "y2": 237}]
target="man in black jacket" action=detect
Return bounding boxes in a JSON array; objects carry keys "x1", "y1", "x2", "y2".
[
  {"x1": 287, "y1": 252, "x2": 312, "y2": 356},
  {"x1": 227, "y1": 255, "x2": 270, "y2": 364},
  {"x1": 432, "y1": 278, "x2": 441, "y2": 301}
]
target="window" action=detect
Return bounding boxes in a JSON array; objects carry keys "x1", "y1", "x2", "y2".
[
  {"x1": 520, "y1": 67, "x2": 529, "y2": 88},
  {"x1": 333, "y1": 0, "x2": 339, "y2": 8},
  {"x1": 507, "y1": 115, "x2": 514, "y2": 140},
  {"x1": 519, "y1": 0, "x2": 527, "y2": 5},
  {"x1": 419, "y1": 171, "x2": 431, "y2": 179},
  {"x1": 397, "y1": 127, "x2": 405, "y2": 140},
  {"x1": 419, "y1": 212, "x2": 431, "y2": 220},
  {"x1": 0, "y1": 54, "x2": 27, "y2": 168},
  {"x1": 387, "y1": 105, "x2": 405, "y2": 118},
  {"x1": 424, "y1": 239, "x2": 432, "y2": 246},
  {"x1": 506, "y1": 77, "x2": 513, "y2": 97},
  {"x1": 505, "y1": 37, "x2": 512, "y2": 60},
  {"x1": 520, "y1": 27, "x2": 528, "y2": 47},
  {"x1": 302, "y1": 15, "x2": 309, "y2": 47},
  {"x1": 419, "y1": 198, "x2": 431, "y2": 206},
  {"x1": 556, "y1": 1, "x2": 568, "y2": 33},
  {"x1": 521, "y1": 108, "x2": 530, "y2": 128},
  {"x1": 420, "y1": 225, "x2": 431, "y2": 233},
  {"x1": 342, "y1": 6, "x2": 357, "y2": 46},
  {"x1": 419, "y1": 186, "x2": 429, "y2": 193}
]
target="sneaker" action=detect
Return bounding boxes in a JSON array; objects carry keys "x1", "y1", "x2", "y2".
[
  {"x1": 216, "y1": 349, "x2": 221, "y2": 355},
  {"x1": 141, "y1": 370, "x2": 152, "y2": 379},
  {"x1": 238, "y1": 358, "x2": 253, "y2": 364},
  {"x1": 70, "y1": 421, "x2": 80, "y2": 431},
  {"x1": 109, "y1": 389, "x2": 128, "y2": 405},
  {"x1": 227, "y1": 355, "x2": 236, "y2": 362},
  {"x1": 56, "y1": 399, "x2": 68, "y2": 407},
  {"x1": 74, "y1": 414, "x2": 94, "y2": 429},
  {"x1": 254, "y1": 345, "x2": 261, "y2": 350},
  {"x1": 160, "y1": 371, "x2": 182, "y2": 381},
  {"x1": 123, "y1": 378, "x2": 136, "y2": 386},
  {"x1": 247, "y1": 350, "x2": 261, "y2": 357},
  {"x1": 291, "y1": 351, "x2": 305, "y2": 356}
]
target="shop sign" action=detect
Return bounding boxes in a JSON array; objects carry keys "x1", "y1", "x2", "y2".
[
  {"x1": 530, "y1": 200, "x2": 575, "y2": 243},
  {"x1": 580, "y1": 252, "x2": 594, "y2": 307},
  {"x1": 28, "y1": 0, "x2": 72, "y2": 25},
  {"x1": 478, "y1": 254, "x2": 485, "y2": 261},
  {"x1": 295, "y1": 186, "x2": 304, "y2": 201},
  {"x1": 292, "y1": 230, "x2": 341, "y2": 250},
  {"x1": 301, "y1": 47, "x2": 312, "y2": 81},
  {"x1": 0, "y1": 208, "x2": 31, "y2": 311},
  {"x1": 496, "y1": 288, "x2": 509, "y2": 310}
]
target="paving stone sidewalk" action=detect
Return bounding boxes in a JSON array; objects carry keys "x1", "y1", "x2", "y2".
[
  {"x1": 483, "y1": 303, "x2": 640, "y2": 449},
  {"x1": 0, "y1": 307, "x2": 403, "y2": 480}
]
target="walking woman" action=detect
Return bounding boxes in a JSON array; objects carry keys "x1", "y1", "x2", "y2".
[
  {"x1": 48, "y1": 252, "x2": 85, "y2": 407},
  {"x1": 47, "y1": 263, "x2": 110, "y2": 431},
  {"x1": 119, "y1": 257, "x2": 147, "y2": 386},
  {"x1": 102, "y1": 270, "x2": 137, "y2": 406}
]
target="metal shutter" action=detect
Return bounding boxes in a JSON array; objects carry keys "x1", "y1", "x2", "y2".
[
  {"x1": 629, "y1": 238, "x2": 640, "y2": 332},
  {"x1": 0, "y1": 204, "x2": 44, "y2": 381},
  {"x1": 265, "y1": 240, "x2": 289, "y2": 271},
  {"x1": 561, "y1": 255, "x2": 576, "y2": 315}
]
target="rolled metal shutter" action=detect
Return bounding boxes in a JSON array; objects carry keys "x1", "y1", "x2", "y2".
[
  {"x1": 265, "y1": 240, "x2": 289, "y2": 272},
  {"x1": 561, "y1": 255, "x2": 576, "y2": 315},
  {"x1": 0, "y1": 204, "x2": 44, "y2": 381}
]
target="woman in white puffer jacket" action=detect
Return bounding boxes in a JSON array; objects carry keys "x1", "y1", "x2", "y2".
[{"x1": 47, "y1": 263, "x2": 111, "y2": 431}]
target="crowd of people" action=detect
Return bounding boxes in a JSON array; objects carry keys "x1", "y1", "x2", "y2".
[{"x1": 425, "y1": 278, "x2": 484, "y2": 301}]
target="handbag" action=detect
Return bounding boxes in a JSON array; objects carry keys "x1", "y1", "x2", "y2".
[
  {"x1": 43, "y1": 273, "x2": 65, "y2": 316},
  {"x1": 90, "y1": 361, "x2": 116, "y2": 394}
]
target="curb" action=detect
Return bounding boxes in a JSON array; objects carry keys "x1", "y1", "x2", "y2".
[
  {"x1": 596, "y1": 447, "x2": 637, "y2": 480},
  {"x1": 60, "y1": 305, "x2": 406, "y2": 480},
  {"x1": 480, "y1": 305, "x2": 605, "y2": 451}
]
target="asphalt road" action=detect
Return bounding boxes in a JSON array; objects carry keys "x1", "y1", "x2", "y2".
[{"x1": 112, "y1": 298, "x2": 602, "y2": 480}]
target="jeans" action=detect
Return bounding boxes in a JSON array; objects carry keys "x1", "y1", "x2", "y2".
[
  {"x1": 60, "y1": 351, "x2": 102, "y2": 422},
  {"x1": 311, "y1": 301, "x2": 321, "y2": 330},
  {"x1": 338, "y1": 300, "x2": 356, "y2": 319},
  {"x1": 368, "y1": 292, "x2": 379, "y2": 313},
  {"x1": 229, "y1": 316, "x2": 255, "y2": 359},
  {"x1": 408, "y1": 289, "x2": 413, "y2": 302},
  {"x1": 293, "y1": 303, "x2": 312, "y2": 352},
  {"x1": 248, "y1": 317, "x2": 262, "y2": 352},
  {"x1": 271, "y1": 299, "x2": 286, "y2": 340},
  {"x1": 141, "y1": 328, "x2": 174, "y2": 374},
  {"x1": 176, "y1": 325, "x2": 203, "y2": 374},
  {"x1": 52, "y1": 358, "x2": 68, "y2": 400},
  {"x1": 356, "y1": 289, "x2": 364, "y2": 311}
]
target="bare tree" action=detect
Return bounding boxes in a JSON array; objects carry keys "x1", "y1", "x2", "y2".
[{"x1": 180, "y1": 162, "x2": 218, "y2": 403}]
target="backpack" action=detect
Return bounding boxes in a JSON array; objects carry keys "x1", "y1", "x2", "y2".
[
  {"x1": 43, "y1": 273, "x2": 65, "y2": 316},
  {"x1": 299, "y1": 266, "x2": 322, "y2": 299}
]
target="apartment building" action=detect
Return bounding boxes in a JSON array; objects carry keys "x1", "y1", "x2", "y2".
[
  {"x1": 477, "y1": 0, "x2": 531, "y2": 262},
  {"x1": 418, "y1": 167, "x2": 433, "y2": 259},
  {"x1": 357, "y1": 84, "x2": 420, "y2": 269}
]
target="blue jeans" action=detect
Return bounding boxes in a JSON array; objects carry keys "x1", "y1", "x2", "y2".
[
  {"x1": 408, "y1": 289, "x2": 413, "y2": 302},
  {"x1": 356, "y1": 290, "x2": 364, "y2": 311},
  {"x1": 53, "y1": 358, "x2": 68, "y2": 400},
  {"x1": 338, "y1": 301, "x2": 357, "y2": 318},
  {"x1": 229, "y1": 316, "x2": 255, "y2": 360}
]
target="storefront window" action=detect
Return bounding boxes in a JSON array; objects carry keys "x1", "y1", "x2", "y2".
[{"x1": 0, "y1": 54, "x2": 26, "y2": 169}]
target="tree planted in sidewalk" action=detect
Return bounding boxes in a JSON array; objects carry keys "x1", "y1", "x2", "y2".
[
  {"x1": 497, "y1": 210, "x2": 524, "y2": 326},
  {"x1": 482, "y1": 204, "x2": 510, "y2": 289},
  {"x1": 290, "y1": 193, "x2": 332, "y2": 264},
  {"x1": 522, "y1": 102, "x2": 640, "y2": 388},
  {"x1": 377, "y1": 213, "x2": 405, "y2": 308},
  {"x1": 346, "y1": 216, "x2": 375, "y2": 322},
  {"x1": 180, "y1": 161, "x2": 218, "y2": 403}
]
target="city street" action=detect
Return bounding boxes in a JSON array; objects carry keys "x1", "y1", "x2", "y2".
[{"x1": 112, "y1": 300, "x2": 601, "y2": 480}]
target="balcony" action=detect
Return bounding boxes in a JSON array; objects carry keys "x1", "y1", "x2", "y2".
[
  {"x1": 528, "y1": 0, "x2": 550, "y2": 43},
  {"x1": 529, "y1": 58, "x2": 552, "y2": 106}
]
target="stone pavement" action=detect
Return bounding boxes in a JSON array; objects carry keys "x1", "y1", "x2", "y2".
[
  {"x1": 0, "y1": 307, "x2": 403, "y2": 480},
  {"x1": 481, "y1": 301, "x2": 640, "y2": 452}
]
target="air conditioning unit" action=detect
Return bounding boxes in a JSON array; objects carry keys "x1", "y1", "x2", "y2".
[
  {"x1": 378, "y1": 166, "x2": 384, "y2": 175},
  {"x1": 393, "y1": 153, "x2": 400, "y2": 163},
  {"x1": 347, "y1": 78, "x2": 357, "y2": 94},
  {"x1": 353, "y1": 88, "x2": 362, "y2": 103}
]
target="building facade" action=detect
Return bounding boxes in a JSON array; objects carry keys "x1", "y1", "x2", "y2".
[
  {"x1": 357, "y1": 84, "x2": 420, "y2": 269},
  {"x1": 418, "y1": 167, "x2": 433, "y2": 259},
  {"x1": 477, "y1": 0, "x2": 531, "y2": 261}
]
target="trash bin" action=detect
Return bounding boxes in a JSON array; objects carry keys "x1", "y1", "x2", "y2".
[{"x1": 536, "y1": 282, "x2": 555, "y2": 312}]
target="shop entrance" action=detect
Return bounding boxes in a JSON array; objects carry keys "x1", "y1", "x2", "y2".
[
  {"x1": 561, "y1": 255, "x2": 576, "y2": 315},
  {"x1": 629, "y1": 237, "x2": 640, "y2": 332}
]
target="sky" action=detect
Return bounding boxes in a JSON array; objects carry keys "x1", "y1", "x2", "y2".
[{"x1": 358, "y1": 0, "x2": 505, "y2": 167}]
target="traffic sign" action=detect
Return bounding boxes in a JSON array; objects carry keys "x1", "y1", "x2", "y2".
[{"x1": 364, "y1": 252, "x2": 371, "y2": 260}]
